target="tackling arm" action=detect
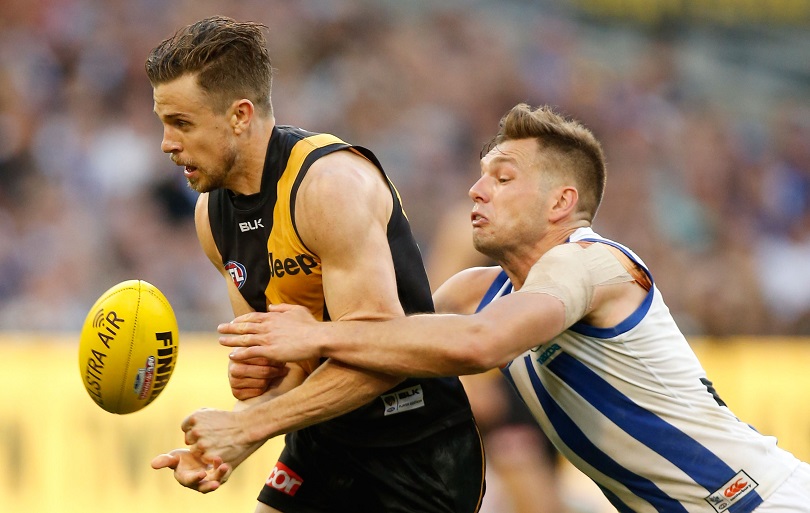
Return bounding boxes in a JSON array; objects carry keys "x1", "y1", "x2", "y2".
[
  {"x1": 314, "y1": 288, "x2": 567, "y2": 376},
  {"x1": 220, "y1": 266, "x2": 566, "y2": 377},
  {"x1": 222, "y1": 242, "x2": 639, "y2": 375},
  {"x1": 302, "y1": 242, "x2": 639, "y2": 376}
]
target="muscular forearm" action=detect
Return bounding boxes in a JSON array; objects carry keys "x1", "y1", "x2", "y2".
[
  {"x1": 318, "y1": 294, "x2": 561, "y2": 377},
  {"x1": 223, "y1": 294, "x2": 558, "y2": 385},
  {"x1": 242, "y1": 359, "x2": 403, "y2": 443},
  {"x1": 319, "y1": 313, "x2": 500, "y2": 377}
]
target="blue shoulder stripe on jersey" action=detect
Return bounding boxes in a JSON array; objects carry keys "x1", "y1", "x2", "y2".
[
  {"x1": 476, "y1": 269, "x2": 511, "y2": 313},
  {"x1": 569, "y1": 238, "x2": 655, "y2": 338},
  {"x1": 521, "y1": 354, "x2": 687, "y2": 512},
  {"x1": 569, "y1": 286, "x2": 654, "y2": 338},
  {"x1": 545, "y1": 352, "x2": 764, "y2": 512}
]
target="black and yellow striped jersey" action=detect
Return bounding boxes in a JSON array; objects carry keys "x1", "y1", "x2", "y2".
[{"x1": 208, "y1": 125, "x2": 474, "y2": 447}]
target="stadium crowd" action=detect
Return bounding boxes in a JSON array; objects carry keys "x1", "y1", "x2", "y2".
[{"x1": 1, "y1": 0, "x2": 809, "y2": 336}]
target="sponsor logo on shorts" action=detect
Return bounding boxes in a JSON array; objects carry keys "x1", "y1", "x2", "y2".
[
  {"x1": 225, "y1": 261, "x2": 247, "y2": 289},
  {"x1": 705, "y1": 470, "x2": 758, "y2": 512},
  {"x1": 382, "y1": 384, "x2": 425, "y2": 416},
  {"x1": 267, "y1": 462, "x2": 303, "y2": 496}
]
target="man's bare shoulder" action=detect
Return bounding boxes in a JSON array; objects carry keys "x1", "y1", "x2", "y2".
[
  {"x1": 305, "y1": 149, "x2": 386, "y2": 193},
  {"x1": 294, "y1": 149, "x2": 391, "y2": 256},
  {"x1": 433, "y1": 266, "x2": 504, "y2": 315}
]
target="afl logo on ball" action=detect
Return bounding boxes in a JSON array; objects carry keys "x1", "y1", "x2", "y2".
[{"x1": 225, "y1": 261, "x2": 247, "y2": 289}]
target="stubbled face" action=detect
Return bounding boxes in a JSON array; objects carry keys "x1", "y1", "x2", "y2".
[
  {"x1": 153, "y1": 74, "x2": 238, "y2": 193},
  {"x1": 469, "y1": 138, "x2": 551, "y2": 261}
]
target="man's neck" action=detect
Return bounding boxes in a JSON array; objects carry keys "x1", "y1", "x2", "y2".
[
  {"x1": 499, "y1": 224, "x2": 589, "y2": 289},
  {"x1": 228, "y1": 119, "x2": 275, "y2": 196}
]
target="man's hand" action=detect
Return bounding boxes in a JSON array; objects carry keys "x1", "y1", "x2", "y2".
[
  {"x1": 151, "y1": 449, "x2": 231, "y2": 493},
  {"x1": 181, "y1": 408, "x2": 261, "y2": 468},
  {"x1": 228, "y1": 355, "x2": 289, "y2": 401},
  {"x1": 219, "y1": 305, "x2": 323, "y2": 364}
]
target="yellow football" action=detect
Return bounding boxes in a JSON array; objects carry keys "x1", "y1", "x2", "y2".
[{"x1": 78, "y1": 280, "x2": 179, "y2": 414}]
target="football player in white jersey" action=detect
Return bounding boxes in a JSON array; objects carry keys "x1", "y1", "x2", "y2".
[{"x1": 217, "y1": 103, "x2": 810, "y2": 512}]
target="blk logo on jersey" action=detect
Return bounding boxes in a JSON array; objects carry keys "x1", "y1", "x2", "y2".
[
  {"x1": 382, "y1": 384, "x2": 425, "y2": 416},
  {"x1": 239, "y1": 218, "x2": 264, "y2": 232},
  {"x1": 705, "y1": 470, "x2": 757, "y2": 512},
  {"x1": 224, "y1": 261, "x2": 247, "y2": 289},
  {"x1": 267, "y1": 462, "x2": 303, "y2": 496}
]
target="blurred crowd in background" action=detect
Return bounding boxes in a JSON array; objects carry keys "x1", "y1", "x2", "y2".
[{"x1": 1, "y1": 0, "x2": 809, "y2": 335}]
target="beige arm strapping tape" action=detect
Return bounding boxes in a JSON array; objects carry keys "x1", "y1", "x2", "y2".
[{"x1": 517, "y1": 242, "x2": 634, "y2": 329}]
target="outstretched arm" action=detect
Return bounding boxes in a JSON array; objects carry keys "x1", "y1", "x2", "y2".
[
  {"x1": 221, "y1": 241, "x2": 650, "y2": 379},
  {"x1": 221, "y1": 284, "x2": 567, "y2": 377}
]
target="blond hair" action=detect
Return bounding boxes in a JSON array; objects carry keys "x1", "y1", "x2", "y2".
[{"x1": 483, "y1": 103, "x2": 606, "y2": 220}]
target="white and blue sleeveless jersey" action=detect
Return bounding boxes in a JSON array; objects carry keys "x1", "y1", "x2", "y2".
[{"x1": 479, "y1": 227, "x2": 800, "y2": 512}]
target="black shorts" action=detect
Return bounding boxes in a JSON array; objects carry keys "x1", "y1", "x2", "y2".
[{"x1": 257, "y1": 419, "x2": 486, "y2": 513}]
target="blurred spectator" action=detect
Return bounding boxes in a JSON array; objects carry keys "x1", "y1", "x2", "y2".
[{"x1": 0, "y1": 0, "x2": 808, "y2": 338}]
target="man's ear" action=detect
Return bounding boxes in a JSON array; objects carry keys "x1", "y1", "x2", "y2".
[
  {"x1": 230, "y1": 99, "x2": 255, "y2": 135},
  {"x1": 548, "y1": 186, "x2": 579, "y2": 223}
]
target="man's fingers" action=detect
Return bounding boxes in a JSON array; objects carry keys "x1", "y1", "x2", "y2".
[
  {"x1": 228, "y1": 347, "x2": 266, "y2": 362},
  {"x1": 180, "y1": 414, "x2": 195, "y2": 433},
  {"x1": 219, "y1": 334, "x2": 246, "y2": 347},
  {"x1": 196, "y1": 480, "x2": 221, "y2": 494},
  {"x1": 266, "y1": 303, "x2": 302, "y2": 313},
  {"x1": 218, "y1": 317, "x2": 272, "y2": 336},
  {"x1": 235, "y1": 355, "x2": 280, "y2": 367},
  {"x1": 220, "y1": 304, "x2": 306, "y2": 337},
  {"x1": 228, "y1": 375, "x2": 270, "y2": 390},
  {"x1": 216, "y1": 322, "x2": 245, "y2": 335},
  {"x1": 176, "y1": 468, "x2": 212, "y2": 490},
  {"x1": 219, "y1": 332, "x2": 278, "y2": 348},
  {"x1": 151, "y1": 453, "x2": 179, "y2": 470},
  {"x1": 194, "y1": 462, "x2": 231, "y2": 495},
  {"x1": 230, "y1": 311, "x2": 273, "y2": 323},
  {"x1": 151, "y1": 449, "x2": 228, "y2": 494},
  {"x1": 231, "y1": 387, "x2": 267, "y2": 401},
  {"x1": 177, "y1": 469, "x2": 207, "y2": 485},
  {"x1": 210, "y1": 462, "x2": 231, "y2": 481},
  {"x1": 228, "y1": 358, "x2": 286, "y2": 379}
]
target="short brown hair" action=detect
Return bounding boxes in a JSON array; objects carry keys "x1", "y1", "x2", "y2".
[
  {"x1": 483, "y1": 103, "x2": 607, "y2": 220},
  {"x1": 145, "y1": 16, "x2": 273, "y2": 115}
]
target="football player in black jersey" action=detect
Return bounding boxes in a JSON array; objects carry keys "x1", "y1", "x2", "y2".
[{"x1": 146, "y1": 15, "x2": 485, "y2": 513}]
